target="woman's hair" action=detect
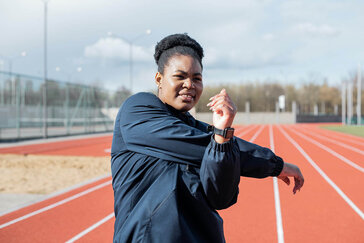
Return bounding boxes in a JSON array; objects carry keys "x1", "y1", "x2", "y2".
[{"x1": 154, "y1": 33, "x2": 204, "y2": 73}]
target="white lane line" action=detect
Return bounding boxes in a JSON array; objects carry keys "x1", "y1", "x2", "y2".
[
  {"x1": 249, "y1": 125, "x2": 265, "y2": 143},
  {"x1": 234, "y1": 124, "x2": 252, "y2": 134},
  {"x1": 64, "y1": 125, "x2": 260, "y2": 242},
  {"x1": 278, "y1": 126, "x2": 364, "y2": 220},
  {"x1": 235, "y1": 125, "x2": 257, "y2": 138},
  {"x1": 298, "y1": 126, "x2": 364, "y2": 156},
  {"x1": 301, "y1": 125, "x2": 364, "y2": 146},
  {"x1": 65, "y1": 212, "x2": 115, "y2": 243},
  {"x1": 0, "y1": 180, "x2": 112, "y2": 229},
  {"x1": 270, "y1": 125, "x2": 285, "y2": 243},
  {"x1": 0, "y1": 132, "x2": 113, "y2": 149},
  {"x1": 0, "y1": 174, "x2": 111, "y2": 218},
  {"x1": 286, "y1": 126, "x2": 364, "y2": 173}
]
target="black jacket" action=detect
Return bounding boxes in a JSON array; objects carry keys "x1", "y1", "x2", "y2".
[{"x1": 111, "y1": 92, "x2": 283, "y2": 243}]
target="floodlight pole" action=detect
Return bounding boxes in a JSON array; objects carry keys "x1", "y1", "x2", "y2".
[
  {"x1": 129, "y1": 42, "x2": 133, "y2": 92},
  {"x1": 107, "y1": 30, "x2": 151, "y2": 93},
  {"x1": 42, "y1": 0, "x2": 49, "y2": 138}
]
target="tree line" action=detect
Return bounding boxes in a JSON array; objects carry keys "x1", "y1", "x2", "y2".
[
  {"x1": 2, "y1": 74, "x2": 363, "y2": 115},
  {"x1": 195, "y1": 80, "x2": 363, "y2": 115}
]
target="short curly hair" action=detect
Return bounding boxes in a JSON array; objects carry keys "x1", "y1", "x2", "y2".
[{"x1": 154, "y1": 33, "x2": 204, "y2": 73}]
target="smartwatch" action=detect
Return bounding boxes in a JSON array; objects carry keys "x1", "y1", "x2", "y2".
[{"x1": 207, "y1": 125, "x2": 235, "y2": 139}]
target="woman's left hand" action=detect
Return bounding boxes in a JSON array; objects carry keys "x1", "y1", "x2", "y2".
[{"x1": 278, "y1": 162, "x2": 304, "y2": 194}]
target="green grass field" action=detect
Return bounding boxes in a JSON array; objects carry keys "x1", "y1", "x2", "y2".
[{"x1": 321, "y1": 125, "x2": 364, "y2": 138}]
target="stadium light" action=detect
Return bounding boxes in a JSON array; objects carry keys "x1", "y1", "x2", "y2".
[
  {"x1": 41, "y1": 0, "x2": 50, "y2": 138},
  {"x1": 107, "y1": 29, "x2": 152, "y2": 92}
]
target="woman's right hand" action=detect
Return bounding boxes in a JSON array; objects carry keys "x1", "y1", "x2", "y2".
[{"x1": 207, "y1": 89, "x2": 237, "y2": 143}]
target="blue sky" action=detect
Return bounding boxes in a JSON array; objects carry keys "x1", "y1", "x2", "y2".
[{"x1": 0, "y1": 0, "x2": 363, "y2": 92}]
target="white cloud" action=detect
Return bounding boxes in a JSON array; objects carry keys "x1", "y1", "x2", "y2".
[
  {"x1": 262, "y1": 33, "x2": 275, "y2": 41},
  {"x1": 294, "y1": 22, "x2": 340, "y2": 37},
  {"x1": 84, "y1": 37, "x2": 152, "y2": 62},
  {"x1": 2, "y1": 0, "x2": 363, "y2": 89}
]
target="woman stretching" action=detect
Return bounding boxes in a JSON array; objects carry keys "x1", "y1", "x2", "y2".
[{"x1": 111, "y1": 33, "x2": 304, "y2": 243}]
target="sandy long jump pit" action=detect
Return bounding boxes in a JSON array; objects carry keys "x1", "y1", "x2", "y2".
[{"x1": 0, "y1": 154, "x2": 111, "y2": 194}]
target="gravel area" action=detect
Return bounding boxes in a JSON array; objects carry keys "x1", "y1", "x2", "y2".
[{"x1": 0, "y1": 154, "x2": 111, "y2": 194}]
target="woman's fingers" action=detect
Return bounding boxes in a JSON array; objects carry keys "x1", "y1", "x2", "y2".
[
  {"x1": 208, "y1": 89, "x2": 230, "y2": 102},
  {"x1": 207, "y1": 90, "x2": 235, "y2": 111},
  {"x1": 278, "y1": 176, "x2": 290, "y2": 186},
  {"x1": 278, "y1": 162, "x2": 304, "y2": 194},
  {"x1": 293, "y1": 173, "x2": 304, "y2": 194},
  {"x1": 207, "y1": 94, "x2": 231, "y2": 107},
  {"x1": 209, "y1": 99, "x2": 234, "y2": 112}
]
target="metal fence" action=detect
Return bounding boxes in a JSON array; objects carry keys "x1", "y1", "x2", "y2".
[{"x1": 0, "y1": 71, "x2": 128, "y2": 141}]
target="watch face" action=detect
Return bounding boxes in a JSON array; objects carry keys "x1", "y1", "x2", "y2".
[{"x1": 226, "y1": 129, "x2": 234, "y2": 138}]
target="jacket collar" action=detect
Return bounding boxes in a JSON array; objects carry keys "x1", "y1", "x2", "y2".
[{"x1": 165, "y1": 104, "x2": 196, "y2": 127}]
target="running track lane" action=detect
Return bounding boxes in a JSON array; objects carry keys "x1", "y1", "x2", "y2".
[
  {"x1": 219, "y1": 125, "x2": 281, "y2": 243},
  {"x1": 0, "y1": 177, "x2": 114, "y2": 242},
  {"x1": 81, "y1": 125, "x2": 271, "y2": 243},
  {"x1": 274, "y1": 125, "x2": 364, "y2": 242},
  {"x1": 0, "y1": 135, "x2": 113, "y2": 157},
  {"x1": 299, "y1": 124, "x2": 364, "y2": 148},
  {"x1": 75, "y1": 125, "x2": 257, "y2": 242},
  {"x1": 1, "y1": 124, "x2": 364, "y2": 242},
  {"x1": 294, "y1": 125, "x2": 364, "y2": 165},
  {"x1": 283, "y1": 125, "x2": 364, "y2": 213}
]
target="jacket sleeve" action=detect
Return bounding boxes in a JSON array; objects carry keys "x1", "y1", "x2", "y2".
[
  {"x1": 236, "y1": 138, "x2": 284, "y2": 178},
  {"x1": 118, "y1": 92, "x2": 210, "y2": 164},
  {"x1": 199, "y1": 136, "x2": 241, "y2": 210},
  {"x1": 118, "y1": 92, "x2": 283, "y2": 177}
]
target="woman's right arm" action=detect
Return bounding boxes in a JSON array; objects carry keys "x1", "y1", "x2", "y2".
[
  {"x1": 118, "y1": 92, "x2": 284, "y2": 178},
  {"x1": 118, "y1": 92, "x2": 210, "y2": 165}
]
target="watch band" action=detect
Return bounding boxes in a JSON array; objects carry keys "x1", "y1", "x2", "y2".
[{"x1": 207, "y1": 125, "x2": 235, "y2": 139}]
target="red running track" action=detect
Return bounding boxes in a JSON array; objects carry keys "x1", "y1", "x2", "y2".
[{"x1": 0, "y1": 124, "x2": 363, "y2": 242}]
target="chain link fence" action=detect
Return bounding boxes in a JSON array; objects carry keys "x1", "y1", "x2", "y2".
[{"x1": 0, "y1": 71, "x2": 130, "y2": 141}]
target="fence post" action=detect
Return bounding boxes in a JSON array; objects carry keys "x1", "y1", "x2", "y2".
[
  {"x1": 84, "y1": 86, "x2": 87, "y2": 133},
  {"x1": 357, "y1": 63, "x2": 362, "y2": 125},
  {"x1": 314, "y1": 104, "x2": 318, "y2": 116},
  {"x1": 321, "y1": 102, "x2": 325, "y2": 115},
  {"x1": 43, "y1": 80, "x2": 48, "y2": 138},
  {"x1": 342, "y1": 82, "x2": 346, "y2": 125},
  {"x1": 21, "y1": 80, "x2": 25, "y2": 107},
  {"x1": 104, "y1": 99, "x2": 109, "y2": 131},
  {"x1": 245, "y1": 101, "x2": 250, "y2": 124},
  {"x1": 0, "y1": 69, "x2": 4, "y2": 105},
  {"x1": 65, "y1": 83, "x2": 70, "y2": 135},
  {"x1": 292, "y1": 101, "x2": 297, "y2": 123},
  {"x1": 347, "y1": 82, "x2": 353, "y2": 125},
  {"x1": 16, "y1": 78, "x2": 21, "y2": 139}
]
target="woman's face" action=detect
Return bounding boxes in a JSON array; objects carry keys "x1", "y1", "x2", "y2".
[{"x1": 155, "y1": 55, "x2": 203, "y2": 112}]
